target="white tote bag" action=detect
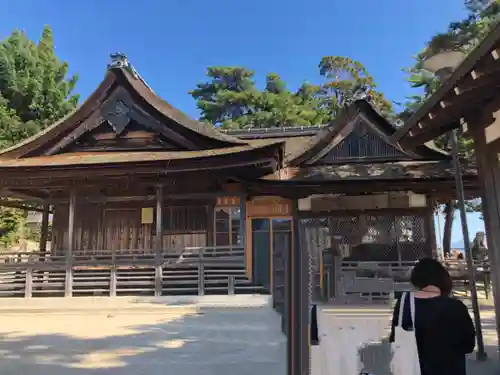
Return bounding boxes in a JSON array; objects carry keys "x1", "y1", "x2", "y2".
[{"x1": 391, "y1": 291, "x2": 421, "y2": 375}]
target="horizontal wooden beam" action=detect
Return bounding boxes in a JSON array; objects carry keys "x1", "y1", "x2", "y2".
[
  {"x1": 46, "y1": 192, "x2": 229, "y2": 204},
  {"x1": 0, "y1": 199, "x2": 52, "y2": 213},
  {"x1": 245, "y1": 177, "x2": 479, "y2": 198},
  {"x1": 0, "y1": 170, "x2": 265, "y2": 192},
  {"x1": 0, "y1": 158, "x2": 277, "y2": 184},
  {"x1": 298, "y1": 207, "x2": 429, "y2": 218}
]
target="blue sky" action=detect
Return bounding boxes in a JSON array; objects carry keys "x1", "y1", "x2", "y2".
[
  {"x1": 434, "y1": 210, "x2": 484, "y2": 251},
  {"x1": 1, "y1": 0, "x2": 484, "y2": 244}
]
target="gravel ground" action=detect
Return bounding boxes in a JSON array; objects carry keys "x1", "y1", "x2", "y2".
[
  {"x1": 0, "y1": 296, "x2": 286, "y2": 375},
  {"x1": 0, "y1": 295, "x2": 497, "y2": 375}
]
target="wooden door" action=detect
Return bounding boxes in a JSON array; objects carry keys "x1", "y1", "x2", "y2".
[{"x1": 252, "y1": 218, "x2": 271, "y2": 291}]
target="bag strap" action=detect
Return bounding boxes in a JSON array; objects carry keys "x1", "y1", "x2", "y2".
[
  {"x1": 397, "y1": 292, "x2": 416, "y2": 328},
  {"x1": 409, "y1": 292, "x2": 416, "y2": 328},
  {"x1": 397, "y1": 291, "x2": 407, "y2": 326}
]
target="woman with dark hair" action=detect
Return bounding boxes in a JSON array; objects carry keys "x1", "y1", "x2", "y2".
[{"x1": 389, "y1": 258, "x2": 476, "y2": 375}]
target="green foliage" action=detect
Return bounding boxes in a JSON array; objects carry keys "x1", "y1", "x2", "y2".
[
  {"x1": 398, "y1": 0, "x2": 500, "y2": 122},
  {"x1": 0, "y1": 25, "x2": 78, "y2": 246},
  {"x1": 318, "y1": 56, "x2": 393, "y2": 118},
  {"x1": 0, "y1": 25, "x2": 79, "y2": 148},
  {"x1": 189, "y1": 66, "x2": 258, "y2": 129},
  {"x1": 24, "y1": 223, "x2": 45, "y2": 243},
  {"x1": 0, "y1": 207, "x2": 23, "y2": 248},
  {"x1": 190, "y1": 57, "x2": 392, "y2": 129},
  {"x1": 399, "y1": 0, "x2": 499, "y2": 155},
  {"x1": 190, "y1": 66, "x2": 326, "y2": 129},
  {"x1": 402, "y1": 1, "x2": 497, "y2": 251}
]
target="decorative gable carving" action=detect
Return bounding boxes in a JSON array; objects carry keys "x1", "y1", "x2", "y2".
[
  {"x1": 314, "y1": 121, "x2": 406, "y2": 164},
  {"x1": 46, "y1": 87, "x2": 199, "y2": 155},
  {"x1": 65, "y1": 120, "x2": 180, "y2": 152},
  {"x1": 103, "y1": 100, "x2": 132, "y2": 135}
]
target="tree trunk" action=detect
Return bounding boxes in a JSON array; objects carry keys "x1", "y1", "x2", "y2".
[{"x1": 442, "y1": 202, "x2": 455, "y2": 256}]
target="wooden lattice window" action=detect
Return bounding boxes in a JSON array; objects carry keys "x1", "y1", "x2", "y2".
[{"x1": 214, "y1": 207, "x2": 241, "y2": 247}]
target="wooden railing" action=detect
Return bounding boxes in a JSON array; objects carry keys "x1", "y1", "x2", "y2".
[
  {"x1": 0, "y1": 246, "x2": 244, "y2": 265},
  {"x1": 322, "y1": 259, "x2": 492, "y2": 302},
  {"x1": 0, "y1": 246, "x2": 258, "y2": 298}
]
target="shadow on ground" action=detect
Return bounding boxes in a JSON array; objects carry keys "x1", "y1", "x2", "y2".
[{"x1": 0, "y1": 306, "x2": 286, "y2": 375}]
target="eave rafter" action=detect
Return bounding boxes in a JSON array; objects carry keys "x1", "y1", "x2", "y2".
[
  {"x1": 400, "y1": 49, "x2": 500, "y2": 146},
  {"x1": 392, "y1": 23, "x2": 500, "y2": 148}
]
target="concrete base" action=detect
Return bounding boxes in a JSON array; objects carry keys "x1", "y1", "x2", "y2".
[{"x1": 0, "y1": 295, "x2": 286, "y2": 375}]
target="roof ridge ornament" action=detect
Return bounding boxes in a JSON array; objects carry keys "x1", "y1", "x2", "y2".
[
  {"x1": 108, "y1": 52, "x2": 129, "y2": 70},
  {"x1": 107, "y1": 52, "x2": 155, "y2": 93}
]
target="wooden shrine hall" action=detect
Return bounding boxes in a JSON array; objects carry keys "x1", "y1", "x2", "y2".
[{"x1": 0, "y1": 54, "x2": 477, "y2": 302}]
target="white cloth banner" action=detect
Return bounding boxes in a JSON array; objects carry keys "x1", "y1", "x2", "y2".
[{"x1": 311, "y1": 308, "x2": 386, "y2": 375}]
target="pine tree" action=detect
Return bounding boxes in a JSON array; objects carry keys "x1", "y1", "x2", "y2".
[
  {"x1": 0, "y1": 25, "x2": 79, "y2": 247},
  {"x1": 190, "y1": 57, "x2": 392, "y2": 129}
]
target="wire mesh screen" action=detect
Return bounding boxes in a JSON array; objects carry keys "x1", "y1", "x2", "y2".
[
  {"x1": 300, "y1": 212, "x2": 429, "y2": 300},
  {"x1": 301, "y1": 221, "x2": 330, "y2": 301}
]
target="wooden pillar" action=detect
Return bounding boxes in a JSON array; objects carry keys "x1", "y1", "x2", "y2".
[
  {"x1": 24, "y1": 267, "x2": 33, "y2": 298},
  {"x1": 239, "y1": 195, "x2": 246, "y2": 248},
  {"x1": 425, "y1": 204, "x2": 437, "y2": 259},
  {"x1": 394, "y1": 215, "x2": 403, "y2": 265},
  {"x1": 39, "y1": 203, "x2": 50, "y2": 253},
  {"x1": 287, "y1": 199, "x2": 310, "y2": 375},
  {"x1": 155, "y1": 185, "x2": 163, "y2": 296},
  {"x1": 65, "y1": 191, "x2": 76, "y2": 297},
  {"x1": 471, "y1": 121, "x2": 500, "y2": 355},
  {"x1": 206, "y1": 201, "x2": 215, "y2": 247}
]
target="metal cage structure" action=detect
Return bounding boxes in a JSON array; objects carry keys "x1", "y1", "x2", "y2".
[{"x1": 300, "y1": 213, "x2": 430, "y2": 301}]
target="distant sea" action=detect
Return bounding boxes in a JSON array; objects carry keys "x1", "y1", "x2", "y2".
[{"x1": 437, "y1": 247, "x2": 464, "y2": 255}]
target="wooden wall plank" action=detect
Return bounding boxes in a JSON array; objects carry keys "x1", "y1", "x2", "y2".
[{"x1": 52, "y1": 200, "x2": 212, "y2": 254}]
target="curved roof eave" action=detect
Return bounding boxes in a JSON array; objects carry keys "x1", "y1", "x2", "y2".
[
  {"x1": 0, "y1": 139, "x2": 284, "y2": 169},
  {"x1": 113, "y1": 67, "x2": 246, "y2": 146},
  {"x1": 0, "y1": 64, "x2": 248, "y2": 159},
  {"x1": 0, "y1": 72, "x2": 117, "y2": 159}
]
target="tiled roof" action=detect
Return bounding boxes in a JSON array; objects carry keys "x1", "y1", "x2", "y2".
[{"x1": 263, "y1": 160, "x2": 477, "y2": 181}]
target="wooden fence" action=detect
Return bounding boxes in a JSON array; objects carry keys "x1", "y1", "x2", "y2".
[
  {"x1": 323, "y1": 259, "x2": 492, "y2": 302},
  {"x1": 0, "y1": 246, "x2": 258, "y2": 298}
]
